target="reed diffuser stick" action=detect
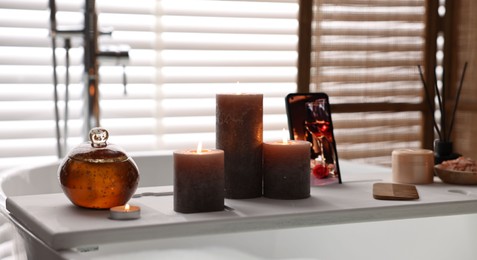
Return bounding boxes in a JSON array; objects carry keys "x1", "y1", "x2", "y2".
[
  {"x1": 417, "y1": 65, "x2": 443, "y2": 141},
  {"x1": 433, "y1": 67, "x2": 445, "y2": 140},
  {"x1": 447, "y1": 61, "x2": 468, "y2": 141},
  {"x1": 441, "y1": 66, "x2": 446, "y2": 140}
]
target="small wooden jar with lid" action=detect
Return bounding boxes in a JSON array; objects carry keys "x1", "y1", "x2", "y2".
[{"x1": 392, "y1": 149, "x2": 434, "y2": 184}]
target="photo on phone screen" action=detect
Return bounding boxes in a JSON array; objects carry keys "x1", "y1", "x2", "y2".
[{"x1": 285, "y1": 93, "x2": 342, "y2": 185}]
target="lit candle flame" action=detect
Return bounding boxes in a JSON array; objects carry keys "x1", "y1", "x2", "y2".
[
  {"x1": 235, "y1": 81, "x2": 241, "y2": 95},
  {"x1": 197, "y1": 141, "x2": 203, "y2": 154},
  {"x1": 282, "y1": 128, "x2": 288, "y2": 144},
  {"x1": 124, "y1": 203, "x2": 130, "y2": 211}
]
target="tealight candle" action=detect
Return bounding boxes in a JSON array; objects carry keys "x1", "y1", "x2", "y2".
[
  {"x1": 263, "y1": 131, "x2": 311, "y2": 199},
  {"x1": 109, "y1": 203, "x2": 141, "y2": 220},
  {"x1": 216, "y1": 93, "x2": 263, "y2": 199},
  {"x1": 173, "y1": 142, "x2": 224, "y2": 213}
]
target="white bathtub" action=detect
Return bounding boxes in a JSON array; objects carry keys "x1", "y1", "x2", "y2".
[
  {"x1": 1, "y1": 153, "x2": 477, "y2": 260},
  {"x1": 0, "y1": 151, "x2": 174, "y2": 204}
]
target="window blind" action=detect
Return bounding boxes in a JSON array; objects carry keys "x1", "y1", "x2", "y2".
[
  {"x1": 157, "y1": 0, "x2": 297, "y2": 151},
  {"x1": 447, "y1": 0, "x2": 477, "y2": 160},
  {"x1": 0, "y1": 0, "x2": 298, "y2": 169},
  {"x1": 310, "y1": 0, "x2": 428, "y2": 166}
]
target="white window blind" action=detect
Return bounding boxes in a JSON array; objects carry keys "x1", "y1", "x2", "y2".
[
  {"x1": 0, "y1": 0, "x2": 298, "y2": 169},
  {"x1": 157, "y1": 0, "x2": 297, "y2": 150}
]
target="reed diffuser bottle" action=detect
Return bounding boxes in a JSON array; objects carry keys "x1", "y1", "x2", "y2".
[{"x1": 418, "y1": 62, "x2": 468, "y2": 164}]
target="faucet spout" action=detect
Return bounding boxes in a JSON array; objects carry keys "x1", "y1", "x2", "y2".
[{"x1": 84, "y1": 0, "x2": 100, "y2": 139}]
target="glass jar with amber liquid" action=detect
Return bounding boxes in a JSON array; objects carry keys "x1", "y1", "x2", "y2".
[{"x1": 58, "y1": 127, "x2": 139, "y2": 209}]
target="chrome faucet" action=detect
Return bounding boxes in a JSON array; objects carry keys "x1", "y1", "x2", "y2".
[
  {"x1": 83, "y1": 0, "x2": 101, "y2": 138},
  {"x1": 49, "y1": 0, "x2": 129, "y2": 157}
]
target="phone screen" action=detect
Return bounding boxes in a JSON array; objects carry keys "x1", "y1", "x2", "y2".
[{"x1": 285, "y1": 93, "x2": 341, "y2": 185}]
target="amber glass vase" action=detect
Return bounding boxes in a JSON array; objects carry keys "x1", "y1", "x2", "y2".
[{"x1": 58, "y1": 128, "x2": 139, "y2": 209}]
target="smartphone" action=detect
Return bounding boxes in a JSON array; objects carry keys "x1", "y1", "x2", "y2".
[{"x1": 285, "y1": 93, "x2": 342, "y2": 185}]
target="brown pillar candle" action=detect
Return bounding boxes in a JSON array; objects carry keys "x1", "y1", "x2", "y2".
[
  {"x1": 263, "y1": 139, "x2": 311, "y2": 199},
  {"x1": 216, "y1": 94, "x2": 263, "y2": 199},
  {"x1": 173, "y1": 145, "x2": 224, "y2": 213}
]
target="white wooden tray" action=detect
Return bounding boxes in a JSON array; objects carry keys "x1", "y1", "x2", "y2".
[{"x1": 7, "y1": 162, "x2": 477, "y2": 250}]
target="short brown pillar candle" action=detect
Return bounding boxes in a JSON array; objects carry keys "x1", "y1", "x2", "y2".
[
  {"x1": 173, "y1": 145, "x2": 224, "y2": 213},
  {"x1": 263, "y1": 139, "x2": 311, "y2": 199},
  {"x1": 216, "y1": 94, "x2": 263, "y2": 199}
]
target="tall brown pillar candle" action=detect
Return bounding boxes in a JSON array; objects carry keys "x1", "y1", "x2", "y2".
[
  {"x1": 216, "y1": 94, "x2": 263, "y2": 199},
  {"x1": 263, "y1": 139, "x2": 311, "y2": 199},
  {"x1": 173, "y1": 146, "x2": 224, "y2": 213}
]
